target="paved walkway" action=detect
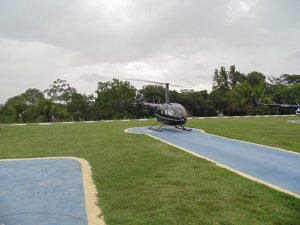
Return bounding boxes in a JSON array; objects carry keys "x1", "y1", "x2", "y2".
[
  {"x1": 127, "y1": 127, "x2": 300, "y2": 198},
  {"x1": 0, "y1": 158, "x2": 88, "y2": 225}
]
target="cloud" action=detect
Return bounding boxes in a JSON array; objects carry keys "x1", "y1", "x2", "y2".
[
  {"x1": 286, "y1": 50, "x2": 300, "y2": 62},
  {"x1": 79, "y1": 73, "x2": 107, "y2": 84},
  {"x1": 225, "y1": 0, "x2": 257, "y2": 23},
  {"x1": 0, "y1": 0, "x2": 300, "y2": 102}
]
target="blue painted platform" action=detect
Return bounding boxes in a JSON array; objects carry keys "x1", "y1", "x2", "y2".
[
  {"x1": 127, "y1": 127, "x2": 300, "y2": 197},
  {"x1": 0, "y1": 158, "x2": 88, "y2": 225}
]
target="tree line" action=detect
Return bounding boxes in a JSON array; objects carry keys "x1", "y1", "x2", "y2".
[{"x1": 0, "y1": 66, "x2": 299, "y2": 123}]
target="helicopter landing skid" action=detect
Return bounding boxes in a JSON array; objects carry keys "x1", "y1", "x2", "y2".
[
  {"x1": 149, "y1": 121, "x2": 165, "y2": 132},
  {"x1": 175, "y1": 125, "x2": 192, "y2": 131}
]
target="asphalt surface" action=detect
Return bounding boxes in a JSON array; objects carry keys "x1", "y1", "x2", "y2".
[
  {"x1": 0, "y1": 158, "x2": 88, "y2": 225},
  {"x1": 127, "y1": 127, "x2": 300, "y2": 197}
]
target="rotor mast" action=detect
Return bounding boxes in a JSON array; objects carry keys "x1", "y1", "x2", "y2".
[{"x1": 165, "y1": 83, "x2": 170, "y2": 104}]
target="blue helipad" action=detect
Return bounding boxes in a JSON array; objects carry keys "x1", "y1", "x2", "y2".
[
  {"x1": 0, "y1": 158, "x2": 88, "y2": 225},
  {"x1": 127, "y1": 127, "x2": 300, "y2": 198}
]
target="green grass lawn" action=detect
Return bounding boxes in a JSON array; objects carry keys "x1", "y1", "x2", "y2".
[{"x1": 0, "y1": 116, "x2": 299, "y2": 225}]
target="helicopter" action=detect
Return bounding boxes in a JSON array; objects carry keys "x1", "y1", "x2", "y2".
[
  {"x1": 131, "y1": 79, "x2": 192, "y2": 132},
  {"x1": 253, "y1": 96, "x2": 300, "y2": 116}
]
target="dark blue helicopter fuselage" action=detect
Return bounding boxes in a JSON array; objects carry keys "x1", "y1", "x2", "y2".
[{"x1": 154, "y1": 103, "x2": 187, "y2": 125}]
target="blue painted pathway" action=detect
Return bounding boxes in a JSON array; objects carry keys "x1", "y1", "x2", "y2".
[
  {"x1": 0, "y1": 158, "x2": 88, "y2": 225},
  {"x1": 127, "y1": 127, "x2": 300, "y2": 197}
]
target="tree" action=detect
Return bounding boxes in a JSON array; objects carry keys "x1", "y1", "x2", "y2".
[
  {"x1": 21, "y1": 88, "x2": 45, "y2": 105},
  {"x1": 269, "y1": 74, "x2": 300, "y2": 86},
  {"x1": 246, "y1": 71, "x2": 266, "y2": 87},
  {"x1": 23, "y1": 104, "x2": 41, "y2": 122},
  {"x1": 34, "y1": 99, "x2": 71, "y2": 122},
  {"x1": 67, "y1": 93, "x2": 94, "y2": 121},
  {"x1": 44, "y1": 78, "x2": 77, "y2": 104},
  {"x1": 227, "y1": 71, "x2": 267, "y2": 115},
  {"x1": 0, "y1": 95, "x2": 28, "y2": 123},
  {"x1": 264, "y1": 74, "x2": 300, "y2": 114},
  {"x1": 95, "y1": 79, "x2": 136, "y2": 119},
  {"x1": 134, "y1": 85, "x2": 165, "y2": 118},
  {"x1": 208, "y1": 89, "x2": 228, "y2": 116},
  {"x1": 227, "y1": 82, "x2": 259, "y2": 115},
  {"x1": 178, "y1": 90, "x2": 214, "y2": 116},
  {"x1": 213, "y1": 69, "x2": 221, "y2": 90},
  {"x1": 139, "y1": 85, "x2": 165, "y2": 103},
  {"x1": 213, "y1": 66, "x2": 230, "y2": 91},
  {"x1": 228, "y1": 65, "x2": 246, "y2": 89}
]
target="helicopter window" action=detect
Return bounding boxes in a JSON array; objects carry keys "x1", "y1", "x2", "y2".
[
  {"x1": 167, "y1": 107, "x2": 174, "y2": 116},
  {"x1": 169, "y1": 103, "x2": 186, "y2": 118},
  {"x1": 172, "y1": 104, "x2": 187, "y2": 118},
  {"x1": 161, "y1": 105, "x2": 174, "y2": 117},
  {"x1": 163, "y1": 106, "x2": 170, "y2": 116},
  {"x1": 159, "y1": 103, "x2": 187, "y2": 118}
]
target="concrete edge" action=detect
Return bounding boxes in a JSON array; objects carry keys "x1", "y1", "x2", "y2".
[
  {"x1": 0, "y1": 157, "x2": 106, "y2": 225},
  {"x1": 125, "y1": 128, "x2": 300, "y2": 199}
]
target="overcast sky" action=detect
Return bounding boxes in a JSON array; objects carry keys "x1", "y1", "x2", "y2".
[{"x1": 0, "y1": 0, "x2": 299, "y2": 103}]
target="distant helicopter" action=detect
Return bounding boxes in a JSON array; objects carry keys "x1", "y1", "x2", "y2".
[
  {"x1": 131, "y1": 79, "x2": 192, "y2": 132},
  {"x1": 253, "y1": 96, "x2": 300, "y2": 116}
]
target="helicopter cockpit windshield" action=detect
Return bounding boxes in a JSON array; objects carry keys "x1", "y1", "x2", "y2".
[{"x1": 160, "y1": 103, "x2": 187, "y2": 119}]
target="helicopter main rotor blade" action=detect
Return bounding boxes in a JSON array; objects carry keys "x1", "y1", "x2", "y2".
[
  {"x1": 128, "y1": 78, "x2": 166, "y2": 85},
  {"x1": 128, "y1": 78, "x2": 184, "y2": 87},
  {"x1": 170, "y1": 84, "x2": 184, "y2": 87}
]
